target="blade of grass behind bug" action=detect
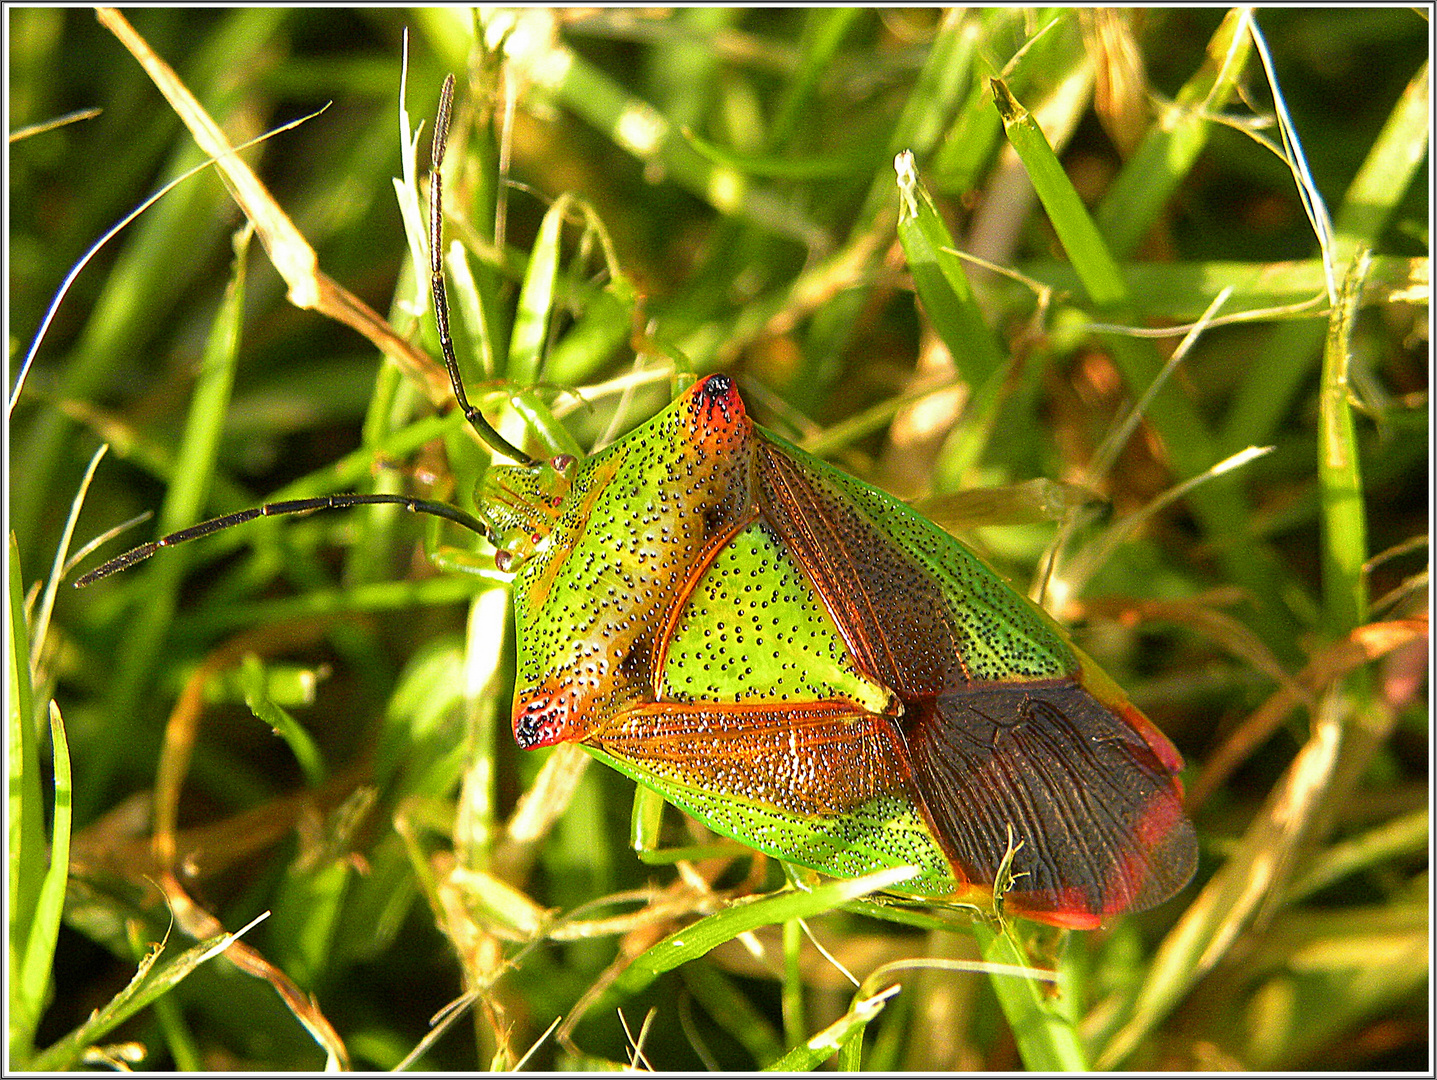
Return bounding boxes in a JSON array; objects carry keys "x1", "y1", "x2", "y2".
[
  {"x1": 505, "y1": 193, "x2": 617, "y2": 458},
  {"x1": 1094, "y1": 7, "x2": 1254, "y2": 258},
  {"x1": 927, "y1": 7, "x2": 1041, "y2": 196},
  {"x1": 1222, "y1": 53, "x2": 1429, "y2": 452},
  {"x1": 7, "y1": 539, "x2": 45, "y2": 1061},
  {"x1": 1017, "y1": 256, "x2": 1414, "y2": 325},
  {"x1": 789, "y1": 10, "x2": 988, "y2": 418},
  {"x1": 83, "y1": 226, "x2": 249, "y2": 823},
  {"x1": 895, "y1": 152, "x2": 1006, "y2": 388},
  {"x1": 861, "y1": 10, "x2": 980, "y2": 216}
]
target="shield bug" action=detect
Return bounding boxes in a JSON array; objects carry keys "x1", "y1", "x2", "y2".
[{"x1": 78, "y1": 76, "x2": 1196, "y2": 929}]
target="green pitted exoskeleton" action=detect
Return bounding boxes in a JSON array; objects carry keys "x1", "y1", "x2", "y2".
[{"x1": 486, "y1": 372, "x2": 1197, "y2": 928}]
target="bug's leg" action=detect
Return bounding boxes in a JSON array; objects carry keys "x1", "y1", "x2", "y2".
[
  {"x1": 629, "y1": 785, "x2": 751, "y2": 866},
  {"x1": 421, "y1": 512, "x2": 509, "y2": 579}
]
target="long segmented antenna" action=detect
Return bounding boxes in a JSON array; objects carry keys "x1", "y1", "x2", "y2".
[
  {"x1": 73, "y1": 494, "x2": 496, "y2": 587},
  {"x1": 429, "y1": 74, "x2": 540, "y2": 469},
  {"x1": 73, "y1": 76, "x2": 549, "y2": 588}
]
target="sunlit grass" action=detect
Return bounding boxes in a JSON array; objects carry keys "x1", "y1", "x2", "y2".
[{"x1": 11, "y1": 7, "x2": 1427, "y2": 1071}]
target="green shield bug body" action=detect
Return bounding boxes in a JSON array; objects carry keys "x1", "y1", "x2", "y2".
[
  {"x1": 487, "y1": 372, "x2": 1197, "y2": 929},
  {"x1": 78, "y1": 75, "x2": 1196, "y2": 931}
]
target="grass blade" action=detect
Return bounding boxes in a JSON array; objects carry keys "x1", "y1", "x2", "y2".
[
  {"x1": 762, "y1": 984, "x2": 899, "y2": 1071},
  {"x1": 15, "y1": 703, "x2": 73, "y2": 1062},
  {"x1": 603, "y1": 865, "x2": 919, "y2": 1006},
  {"x1": 1318, "y1": 253, "x2": 1374, "y2": 635},
  {"x1": 31, "y1": 922, "x2": 257, "y2": 1071},
  {"x1": 6, "y1": 537, "x2": 45, "y2": 1060},
  {"x1": 895, "y1": 151, "x2": 1005, "y2": 386},
  {"x1": 971, "y1": 919, "x2": 1088, "y2": 1071}
]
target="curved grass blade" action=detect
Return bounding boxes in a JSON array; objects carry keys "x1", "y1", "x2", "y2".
[
  {"x1": 597, "y1": 865, "x2": 919, "y2": 1016},
  {"x1": 30, "y1": 919, "x2": 263, "y2": 1071},
  {"x1": 762, "y1": 984, "x2": 900, "y2": 1071},
  {"x1": 971, "y1": 919, "x2": 1087, "y2": 1071}
]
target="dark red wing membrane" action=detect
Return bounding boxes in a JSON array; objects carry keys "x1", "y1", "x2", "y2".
[
  {"x1": 754, "y1": 435, "x2": 1197, "y2": 926},
  {"x1": 906, "y1": 682, "x2": 1197, "y2": 927}
]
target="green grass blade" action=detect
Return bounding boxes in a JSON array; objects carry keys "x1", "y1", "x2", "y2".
[
  {"x1": 7, "y1": 537, "x2": 44, "y2": 1060},
  {"x1": 991, "y1": 76, "x2": 1126, "y2": 307},
  {"x1": 762, "y1": 984, "x2": 898, "y2": 1071},
  {"x1": 895, "y1": 152, "x2": 1005, "y2": 386},
  {"x1": 1287, "y1": 808, "x2": 1429, "y2": 903},
  {"x1": 30, "y1": 926, "x2": 246, "y2": 1071},
  {"x1": 238, "y1": 654, "x2": 326, "y2": 788},
  {"x1": 602, "y1": 865, "x2": 919, "y2": 1008},
  {"x1": 971, "y1": 919, "x2": 1088, "y2": 1071},
  {"x1": 680, "y1": 128, "x2": 868, "y2": 181},
  {"x1": 991, "y1": 74, "x2": 1221, "y2": 474},
  {"x1": 16, "y1": 703, "x2": 73, "y2": 1061},
  {"x1": 876, "y1": 9, "x2": 977, "y2": 174},
  {"x1": 1318, "y1": 253, "x2": 1372, "y2": 635},
  {"x1": 509, "y1": 193, "x2": 570, "y2": 386},
  {"x1": 31, "y1": 444, "x2": 107, "y2": 671}
]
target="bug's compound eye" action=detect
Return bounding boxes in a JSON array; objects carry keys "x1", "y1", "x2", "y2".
[
  {"x1": 513, "y1": 693, "x2": 570, "y2": 749},
  {"x1": 691, "y1": 372, "x2": 745, "y2": 432},
  {"x1": 702, "y1": 373, "x2": 733, "y2": 401}
]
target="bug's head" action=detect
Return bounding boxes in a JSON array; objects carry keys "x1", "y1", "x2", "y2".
[
  {"x1": 674, "y1": 373, "x2": 749, "y2": 460},
  {"x1": 512, "y1": 684, "x2": 581, "y2": 749},
  {"x1": 692, "y1": 372, "x2": 744, "y2": 424},
  {"x1": 478, "y1": 454, "x2": 576, "y2": 572}
]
